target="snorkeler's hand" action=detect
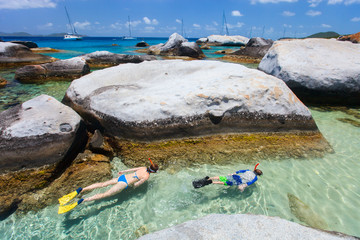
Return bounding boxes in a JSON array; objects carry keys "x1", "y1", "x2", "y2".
[
  {"x1": 118, "y1": 171, "x2": 123, "y2": 175},
  {"x1": 238, "y1": 183, "x2": 247, "y2": 192}
]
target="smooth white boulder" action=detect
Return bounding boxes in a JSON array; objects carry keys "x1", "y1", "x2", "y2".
[
  {"x1": 64, "y1": 60, "x2": 317, "y2": 141},
  {"x1": 138, "y1": 214, "x2": 357, "y2": 240},
  {"x1": 0, "y1": 95, "x2": 87, "y2": 173},
  {"x1": 197, "y1": 35, "x2": 249, "y2": 46},
  {"x1": 258, "y1": 39, "x2": 360, "y2": 104}
]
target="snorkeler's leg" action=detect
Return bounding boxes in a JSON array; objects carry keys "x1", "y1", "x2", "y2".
[
  {"x1": 209, "y1": 176, "x2": 225, "y2": 184},
  {"x1": 83, "y1": 182, "x2": 127, "y2": 202},
  {"x1": 82, "y1": 177, "x2": 118, "y2": 192}
]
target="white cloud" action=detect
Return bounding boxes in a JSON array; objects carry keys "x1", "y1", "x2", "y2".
[
  {"x1": 308, "y1": 0, "x2": 323, "y2": 7},
  {"x1": 282, "y1": 11, "x2": 295, "y2": 16},
  {"x1": 351, "y1": 17, "x2": 360, "y2": 21},
  {"x1": 110, "y1": 22, "x2": 122, "y2": 30},
  {"x1": 283, "y1": 24, "x2": 293, "y2": 28},
  {"x1": 193, "y1": 24, "x2": 201, "y2": 28},
  {"x1": 0, "y1": 0, "x2": 56, "y2": 9},
  {"x1": 144, "y1": 26, "x2": 155, "y2": 32},
  {"x1": 250, "y1": 0, "x2": 297, "y2": 4},
  {"x1": 213, "y1": 21, "x2": 219, "y2": 26},
  {"x1": 328, "y1": 0, "x2": 360, "y2": 4},
  {"x1": 321, "y1": 23, "x2": 332, "y2": 28},
  {"x1": 231, "y1": 10, "x2": 243, "y2": 16},
  {"x1": 143, "y1": 17, "x2": 159, "y2": 25},
  {"x1": 74, "y1": 21, "x2": 91, "y2": 29},
  {"x1": 38, "y1": 22, "x2": 53, "y2": 29},
  {"x1": 128, "y1": 20, "x2": 141, "y2": 27},
  {"x1": 306, "y1": 10, "x2": 322, "y2": 16},
  {"x1": 228, "y1": 22, "x2": 245, "y2": 29},
  {"x1": 176, "y1": 19, "x2": 182, "y2": 24}
]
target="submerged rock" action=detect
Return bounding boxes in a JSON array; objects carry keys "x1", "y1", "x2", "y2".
[
  {"x1": 0, "y1": 94, "x2": 87, "y2": 174},
  {"x1": 0, "y1": 77, "x2": 6, "y2": 88},
  {"x1": 288, "y1": 193, "x2": 328, "y2": 230},
  {"x1": 81, "y1": 51, "x2": 156, "y2": 68},
  {"x1": 258, "y1": 39, "x2": 360, "y2": 105},
  {"x1": 15, "y1": 57, "x2": 90, "y2": 83},
  {"x1": 0, "y1": 42, "x2": 56, "y2": 68},
  {"x1": 63, "y1": 60, "x2": 332, "y2": 164},
  {"x1": 196, "y1": 35, "x2": 249, "y2": 46},
  {"x1": 18, "y1": 150, "x2": 112, "y2": 213},
  {"x1": 138, "y1": 214, "x2": 357, "y2": 240}
]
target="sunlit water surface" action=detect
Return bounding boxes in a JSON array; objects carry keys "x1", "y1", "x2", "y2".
[{"x1": 0, "y1": 37, "x2": 359, "y2": 239}]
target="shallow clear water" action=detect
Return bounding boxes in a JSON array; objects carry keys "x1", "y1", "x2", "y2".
[{"x1": 0, "y1": 37, "x2": 359, "y2": 239}]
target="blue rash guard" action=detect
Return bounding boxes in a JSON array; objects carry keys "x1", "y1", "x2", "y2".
[{"x1": 220, "y1": 169, "x2": 258, "y2": 186}]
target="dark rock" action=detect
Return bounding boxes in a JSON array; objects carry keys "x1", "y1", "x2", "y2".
[
  {"x1": 0, "y1": 42, "x2": 56, "y2": 68},
  {"x1": 10, "y1": 41, "x2": 38, "y2": 48},
  {"x1": 136, "y1": 41, "x2": 149, "y2": 47},
  {"x1": 232, "y1": 37, "x2": 273, "y2": 59},
  {"x1": 89, "y1": 130, "x2": 114, "y2": 156},
  {"x1": 338, "y1": 32, "x2": 360, "y2": 44},
  {"x1": 176, "y1": 42, "x2": 205, "y2": 58},
  {"x1": 15, "y1": 57, "x2": 90, "y2": 83}
]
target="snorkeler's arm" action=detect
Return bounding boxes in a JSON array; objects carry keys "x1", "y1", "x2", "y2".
[
  {"x1": 134, "y1": 178, "x2": 146, "y2": 188},
  {"x1": 118, "y1": 167, "x2": 143, "y2": 175}
]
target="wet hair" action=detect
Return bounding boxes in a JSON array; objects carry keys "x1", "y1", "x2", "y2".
[
  {"x1": 254, "y1": 169, "x2": 263, "y2": 176},
  {"x1": 148, "y1": 163, "x2": 159, "y2": 173}
]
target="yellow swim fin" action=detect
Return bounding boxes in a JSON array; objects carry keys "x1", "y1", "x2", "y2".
[
  {"x1": 58, "y1": 199, "x2": 84, "y2": 214},
  {"x1": 58, "y1": 187, "x2": 82, "y2": 206}
]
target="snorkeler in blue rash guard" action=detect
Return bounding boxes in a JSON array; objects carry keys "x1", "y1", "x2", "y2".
[{"x1": 193, "y1": 163, "x2": 263, "y2": 191}]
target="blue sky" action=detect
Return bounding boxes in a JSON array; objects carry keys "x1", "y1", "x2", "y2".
[{"x1": 0, "y1": 0, "x2": 359, "y2": 39}]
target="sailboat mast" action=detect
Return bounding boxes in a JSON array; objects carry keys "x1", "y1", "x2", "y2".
[
  {"x1": 128, "y1": 16, "x2": 132, "y2": 37},
  {"x1": 222, "y1": 11, "x2": 229, "y2": 36},
  {"x1": 65, "y1": 6, "x2": 77, "y2": 34}
]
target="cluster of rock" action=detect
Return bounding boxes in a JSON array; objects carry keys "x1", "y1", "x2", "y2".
[
  {"x1": 0, "y1": 77, "x2": 6, "y2": 88},
  {"x1": 259, "y1": 38, "x2": 360, "y2": 105},
  {"x1": 0, "y1": 42, "x2": 56, "y2": 68},
  {"x1": 144, "y1": 33, "x2": 205, "y2": 59},
  {"x1": 138, "y1": 214, "x2": 358, "y2": 240},
  {"x1": 1, "y1": 59, "x2": 333, "y2": 218},
  {"x1": 196, "y1": 35, "x2": 249, "y2": 46},
  {"x1": 13, "y1": 50, "x2": 156, "y2": 83},
  {"x1": 218, "y1": 37, "x2": 273, "y2": 64}
]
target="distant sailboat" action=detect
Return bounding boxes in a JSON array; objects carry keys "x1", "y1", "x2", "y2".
[
  {"x1": 64, "y1": 6, "x2": 82, "y2": 40},
  {"x1": 123, "y1": 16, "x2": 136, "y2": 40}
]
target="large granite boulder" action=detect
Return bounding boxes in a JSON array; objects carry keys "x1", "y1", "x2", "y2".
[
  {"x1": 81, "y1": 51, "x2": 156, "y2": 68},
  {"x1": 0, "y1": 42, "x2": 56, "y2": 68},
  {"x1": 14, "y1": 57, "x2": 90, "y2": 83},
  {"x1": 63, "y1": 60, "x2": 332, "y2": 164},
  {"x1": 196, "y1": 35, "x2": 249, "y2": 46},
  {"x1": 0, "y1": 94, "x2": 87, "y2": 174},
  {"x1": 138, "y1": 214, "x2": 358, "y2": 240},
  {"x1": 258, "y1": 39, "x2": 360, "y2": 105},
  {"x1": 147, "y1": 33, "x2": 205, "y2": 59}
]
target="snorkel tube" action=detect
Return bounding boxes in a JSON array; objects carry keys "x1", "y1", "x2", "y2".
[
  {"x1": 148, "y1": 158, "x2": 156, "y2": 173},
  {"x1": 254, "y1": 163, "x2": 260, "y2": 171}
]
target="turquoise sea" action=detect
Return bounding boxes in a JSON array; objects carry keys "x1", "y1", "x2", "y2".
[{"x1": 0, "y1": 37, "x2": 359, "y2": 239}]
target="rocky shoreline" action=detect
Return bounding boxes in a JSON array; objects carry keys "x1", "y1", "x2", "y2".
[{"x1": 0, "y1": 33, "x2": 359, "y2": 237}]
